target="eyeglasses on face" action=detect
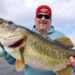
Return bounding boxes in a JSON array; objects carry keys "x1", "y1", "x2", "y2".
[{"x1": 36, "y1": 14, "x2": 51, "y2": 19}]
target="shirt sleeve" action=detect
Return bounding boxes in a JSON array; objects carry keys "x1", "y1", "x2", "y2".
[{"x1": 1, "y1": 45, "x2": 16, "y2": 65}]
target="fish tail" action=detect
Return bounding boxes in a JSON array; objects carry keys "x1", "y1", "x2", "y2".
[{"x1": 56, "y1": 65, "x2": 73, "y2": 75}]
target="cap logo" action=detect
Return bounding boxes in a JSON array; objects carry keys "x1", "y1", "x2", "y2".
[
  {"x1": 36, "y1": 5, "x2": 52, "y2": 16},
  {"x1": 40, "y1": 8, "x2": 49, "y2": 14}
]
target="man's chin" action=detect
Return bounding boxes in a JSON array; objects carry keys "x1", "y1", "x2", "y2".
[{"x1": 39, "y1": 29, "x2": 47, "y2": 33}]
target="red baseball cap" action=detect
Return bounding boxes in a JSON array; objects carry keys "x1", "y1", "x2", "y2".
[{"x1": 36, "y1": 5, "x2": 52, "y2": 16}]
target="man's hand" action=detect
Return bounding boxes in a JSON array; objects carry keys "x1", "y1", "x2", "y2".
[{"x1": 69, "y1": 56, "x2": 75, "y2": 67}]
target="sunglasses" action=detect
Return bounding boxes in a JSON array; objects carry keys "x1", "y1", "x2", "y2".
[{"x1": 36, "y1": 14, "x2": 51, "y2": 19}]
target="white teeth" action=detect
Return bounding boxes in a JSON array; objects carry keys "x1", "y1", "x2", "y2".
[{"x1": 40, "y1": 21, "x2": 47, "y2": 24}]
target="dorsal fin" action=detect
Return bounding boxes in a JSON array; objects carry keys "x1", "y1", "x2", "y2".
[{"x1": 55, "y1": 37, "x2": 74, "y2": 48}]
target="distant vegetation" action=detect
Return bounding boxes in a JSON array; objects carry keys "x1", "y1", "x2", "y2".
[{"x1": 0, "y1": 53, "x2": 3, "y2": 57}]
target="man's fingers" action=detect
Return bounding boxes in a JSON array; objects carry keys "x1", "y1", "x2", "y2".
[{"x1": 69, "y1": 56, "x2": 75, "y2": 67}]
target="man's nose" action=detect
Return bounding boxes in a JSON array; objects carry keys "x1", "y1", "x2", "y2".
[{"x1": 41, "y1": 16, "x2": 46, "y2": 20}]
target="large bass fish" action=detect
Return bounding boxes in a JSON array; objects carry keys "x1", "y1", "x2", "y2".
[{"x1": 0, "y1": 18, "x2": 75, "y2": 75}]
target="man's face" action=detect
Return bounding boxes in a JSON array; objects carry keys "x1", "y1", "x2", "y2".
[{"x1": 35, "y1": 13, "x2": 52, "y2": 33}]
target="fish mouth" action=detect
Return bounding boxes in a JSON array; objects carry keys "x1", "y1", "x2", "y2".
[{"x1": 8, "y1": 38, "x2": 24, "y2": 48}]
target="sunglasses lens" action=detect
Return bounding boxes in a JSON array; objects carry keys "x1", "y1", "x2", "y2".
[
  {"x1": 44, "y1": 15, "x2": 50, "y2": 19},
  {"x1": 36, "y1": 14, "x2": 43, "y2": 18},
  {"x1": 36, "y1": 14, "x2": 51, "y2": 19}
]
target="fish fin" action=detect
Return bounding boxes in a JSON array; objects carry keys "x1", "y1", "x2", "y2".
[
  {"x1": 16, "y1": 47, "x2": 25, "y2": 71},
  {"x1": 55, "y1": 37, "x2": 74, "y2": 48},
  {"x1": 56, "y1": 65, "x2": 73, "y2": 75},
  {"x1": 16, "y1": 59, "x2": 24, "y2": 71}
]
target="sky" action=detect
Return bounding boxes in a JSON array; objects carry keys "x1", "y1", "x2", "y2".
[{"x1": 0, "y1": 0, "x2": 75, "y2": 52}]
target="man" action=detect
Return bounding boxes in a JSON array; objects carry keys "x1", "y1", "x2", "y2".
[{"x1": 1, "y1": 5, "x2": 75, "y2": 75}]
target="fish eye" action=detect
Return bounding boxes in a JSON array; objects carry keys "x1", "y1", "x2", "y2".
[{"x1": 8, "y1": 21, "x2": 13, "y2": 25}]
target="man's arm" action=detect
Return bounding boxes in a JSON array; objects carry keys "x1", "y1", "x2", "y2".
[{"x1": 1, "y1": 45, "x2": 16, "y2": 65}]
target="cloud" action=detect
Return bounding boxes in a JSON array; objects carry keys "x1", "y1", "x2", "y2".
[
  {"x1": 52, "y1": 0, "x2": 75, "y2": 25},
  {"x1": 0, "y1": 0, "x2": 6, "y2": 13},
  {"x1": 0, "y1": 0, "x2": 75, "y2": 26},
  {"x1": 0, "y1": 0, "x2": 75, "y2": 51}
]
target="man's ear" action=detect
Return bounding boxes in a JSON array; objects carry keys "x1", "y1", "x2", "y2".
[
  {"x1": 35, "y1": 17, "x2": 36, "y2": 21},
  {"x1": 50, "y1": 17, "x2": 52, "y2": 21},
  {"x1": 34, "y1": 17, "x2": 37, "y2": 24},
  {"x1": 49, "y1": 18, "x2": 52, "y2": 25}
]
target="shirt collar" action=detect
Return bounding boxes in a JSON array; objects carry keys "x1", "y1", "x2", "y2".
[{"x1": 32, "y1": 25, "x2": 55, "y2": 34}]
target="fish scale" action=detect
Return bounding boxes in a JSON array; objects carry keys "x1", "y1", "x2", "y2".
[{"x1": 0, "y1": 18, "x2": 75, "y2": 75}]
